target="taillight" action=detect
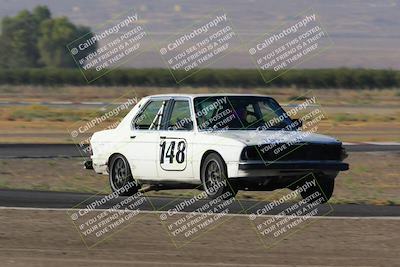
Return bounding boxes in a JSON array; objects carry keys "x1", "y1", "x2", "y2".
[{"x1": 85, "y1": 144, "x2": 93, "y2": 156}]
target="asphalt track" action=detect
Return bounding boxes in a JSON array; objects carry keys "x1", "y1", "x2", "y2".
[
  {"x1": 0, "y1": 143, "x2": 399, "y2": 158},
  {"x1": 0, "y1": 189, "x2": 399, "y2": 217}
]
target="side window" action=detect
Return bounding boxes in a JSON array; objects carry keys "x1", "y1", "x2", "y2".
[
  {"x1": 198, "y1": 100, "x2": 219, "y2": 122},
  {"x1": 259, "y1": 100, "x2": 286, "y2": 129},
  {"x1": 195, "y1": 98, "x2": 227, "y2": 130},
  {"x1": 259, "y1": 101, "x2": 277, "y2": 122},
  {"x1": 167, "y1": 100, "x2": 193, "y2": 131},
  {"x1": 133, "y1": 100, "x2": 166, "y2": 130}
]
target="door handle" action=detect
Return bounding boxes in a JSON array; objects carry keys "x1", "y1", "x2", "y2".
[
  {"x1": 130, "y1": 135, "x2": 136, "y2": 139},
  {"x1": 160, "y1": 136, "x2": 166, "y2": 139}
]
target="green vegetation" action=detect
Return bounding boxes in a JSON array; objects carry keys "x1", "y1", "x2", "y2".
[
  {"x1": 0, "y1": 6, "x2": 97, "y2": 68},
  {"x1": 0, "y1": 68, "x2": 399, "y2": 89},
  {"x1": 4, "y1": 105, "x2": 90, "y2": 122},
  {"x1": 332, "y1": 113, "x2": 397, "y2": 122},
  {"x1": 2, "y1": 105, "x2": 128, "y2": 122}
]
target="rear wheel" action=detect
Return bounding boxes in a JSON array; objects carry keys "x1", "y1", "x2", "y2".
[
  {"x1": 109, "y1": 154, "x2": 139, "y2": 196},
  {"x1": 201, "y1": 153, "x2": 237, "y2": 199}
]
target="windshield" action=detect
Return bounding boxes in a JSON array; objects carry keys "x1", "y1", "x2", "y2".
[{"x1": 194, "y1": 96, "x2": 294, "y2": 131}]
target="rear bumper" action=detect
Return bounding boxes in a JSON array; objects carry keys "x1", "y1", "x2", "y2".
[
  {"x1": 84, "y1": 160, "x2": 93, "y2": 170},
  {"x1": 238, "y1": 160, "x2": 349, "y2": 171}
]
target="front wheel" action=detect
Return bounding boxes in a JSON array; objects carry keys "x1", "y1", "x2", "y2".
[
  {"x1": 297, "y1": 175, "x2": 335, "y2": 203},
  {"x1": 201, "y1": 153, "x2": 237, "y2": 199},
  {"x1": 109, "y1": 154, "x2": 139, "y2": 196}
]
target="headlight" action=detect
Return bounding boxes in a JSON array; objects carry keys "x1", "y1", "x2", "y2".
[{"x1": 240, "y1": 146, "x2": 259, "y2": 161}]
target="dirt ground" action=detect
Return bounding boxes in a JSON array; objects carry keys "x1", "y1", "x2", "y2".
[
  {"x1": 1, "y1": 86, "x2": 399, "y2": 106},
  {"x1": 0, "y1": 209, "x2": 398, "y2": 267},
  {"x1": 1, "y1": 117, "x2": 399, "y2": 143},
  {"x1": 0, "y1": 86, "x2": 399, "y2": 143},
  {"x1": 1, "y1": 151, "x2": 399, "y2": 205}
]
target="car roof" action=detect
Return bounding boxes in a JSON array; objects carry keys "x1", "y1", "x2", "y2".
[{"x1": 147, "y1": 93, "x2": 272, "y2": 99}]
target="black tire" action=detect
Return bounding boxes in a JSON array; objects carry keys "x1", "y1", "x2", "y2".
[
  {"x1": 295, "y1": 175, "x2": 335, "y2": 203},
  {"x1": 109, "y1": 154, "x2": 139, "y2": 196},
  {"x1": 201, "y1": 153, "x2": 237, "y2": 199}
]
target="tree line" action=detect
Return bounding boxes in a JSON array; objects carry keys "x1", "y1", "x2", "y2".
[
  {"x1": 0, "y1": 68, "x2": 399, "y2": 89},
  {"x1": 0, "y1": 6, "x2": 96, "y2": 68},
  {"x1": 0, "y1": 6, "x2": 399, "y2": 89}
]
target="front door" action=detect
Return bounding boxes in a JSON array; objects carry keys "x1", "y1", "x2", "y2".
[{"x1": 157, "y1": 98, "x2": 194, "y2": 180}]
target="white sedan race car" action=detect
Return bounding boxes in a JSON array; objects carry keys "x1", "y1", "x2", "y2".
[{"x1": 86, "y1": 94, "x2": 348, "y2": 203}]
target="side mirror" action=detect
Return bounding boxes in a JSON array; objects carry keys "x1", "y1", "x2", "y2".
[
  {"x1": 292, "y1": 119, "x2": 303, "y2": 130},
  {"x1": 182, "y1": 120, "x2": 193, "y2": 130}
]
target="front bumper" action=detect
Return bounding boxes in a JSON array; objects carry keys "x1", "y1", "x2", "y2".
[{"x1": 238, "y1": 160, "x2": 349, "y2": 171}]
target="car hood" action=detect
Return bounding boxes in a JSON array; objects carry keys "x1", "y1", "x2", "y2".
[{"x1": 213, "y1": 130, "x2": 340, "y2": 146}]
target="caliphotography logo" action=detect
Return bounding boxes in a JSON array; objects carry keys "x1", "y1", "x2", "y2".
[
  {"x1": 67, "y1": 180, "x2": 153, "y2": 248},
  {"x1": 158, "y1": 9, "x2": 243, "y2": 83},
  {"x1": 67, "y1": 8, "x2": 150, "y2": 83},
  {"x1": 248, "y1": 8, "x2": 334, "y2": 84}
]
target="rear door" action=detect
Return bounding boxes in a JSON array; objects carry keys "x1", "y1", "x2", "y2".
[
  {"x1": 157, "y1": 97, "x2": 195, "y2": 180},
  {"x1": 126, "y1": 98, "x2": 169, "y2": 180}
]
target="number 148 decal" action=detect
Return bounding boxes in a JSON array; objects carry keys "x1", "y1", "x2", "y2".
[{"x1": 160, "y1": 138, "x2": 187, "y2": 171}]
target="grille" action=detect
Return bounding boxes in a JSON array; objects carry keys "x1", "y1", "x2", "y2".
[{"x1": 241, "y1": 143, "x2": 342, "y2": 161}]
